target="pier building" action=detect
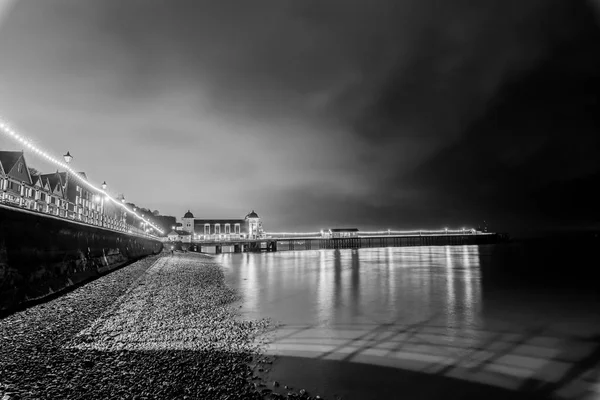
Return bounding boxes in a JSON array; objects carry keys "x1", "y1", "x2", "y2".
[
  {"x1": 178, "y1": 210, "x2": 265, "y2": 240},
  {"x1": 328, "y1": 228, "x2": 359, "y2": 238}
]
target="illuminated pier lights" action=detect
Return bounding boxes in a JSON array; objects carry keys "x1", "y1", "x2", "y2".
[
  {"x1": 0, "y1": 118, "x2": 163, "y2": 235},
  {"x1": 266, "y1": 228, "x2": 479, "y2": 238}
]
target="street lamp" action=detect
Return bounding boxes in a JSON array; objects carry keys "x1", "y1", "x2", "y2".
[
  {"x1": 63, "y1": 151, "x2": 73, "y2": 218},
  {"x1": 100, "y1": 181, "x2": 107, "y2": 227}
]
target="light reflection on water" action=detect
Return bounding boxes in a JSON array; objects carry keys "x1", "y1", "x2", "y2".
[
  {"x1": 219, "y1": 246, "x2": 600, "y2": 395},
  {"x1": 220, "y1": 245, "x2": 482, "y2": 331}
]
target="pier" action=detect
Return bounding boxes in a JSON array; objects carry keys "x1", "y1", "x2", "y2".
[{"x1": 183, "y1": 231, "x2": 503, "y2": 253}]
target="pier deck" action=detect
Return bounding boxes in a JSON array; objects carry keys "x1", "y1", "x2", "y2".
[{"x1": 181, "y1": 232, "x2": 503, "y2": 253}]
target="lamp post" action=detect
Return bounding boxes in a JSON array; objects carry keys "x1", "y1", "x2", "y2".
[
  {"x1": 100, "y1": 181, "x2": 107, "y2": 227},
  {"x1": 63, "y1": 151, "x2": 73, "y2": 218}
]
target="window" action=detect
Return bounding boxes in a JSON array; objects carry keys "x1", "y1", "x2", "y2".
[
  {"x1": 214, "y1": 224, "x2": 220, "y2": 235},
  {"x1": 235, "y1": 224, "x2": 240, "y2": 234},
  {"x1": 204, "y1": 224, "x2": 210, "y2": 235},
  {"x1": 225, "y1": 224, "x2": 230, "y2": 234},
  {"x1": 17, "y1": 162, "x2": 23, "y2": 173}
]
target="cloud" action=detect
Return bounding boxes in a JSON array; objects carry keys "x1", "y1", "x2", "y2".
[{"x1": 0, "y1": 0, "x2": 598, "y2": 234}]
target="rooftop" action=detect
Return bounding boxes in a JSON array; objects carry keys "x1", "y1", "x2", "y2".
[
  {"x1": 0, "y1": 150, "x2": 23, "y2": 174},
  {"x1": 245, "y1": 210, "x2": 259, "y2": 219},
  {"x1": 184, "y1": 210, "x2": 194, "y2": 218}
]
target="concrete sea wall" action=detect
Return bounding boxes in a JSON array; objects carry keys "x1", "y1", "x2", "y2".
[{"x1": 0, "y1": 204, "x2": 163, "y2": 311}]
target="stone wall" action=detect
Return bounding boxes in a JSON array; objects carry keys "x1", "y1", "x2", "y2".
[{"x1": 0, "y1": 204, "x2": 163, "y2": 311}]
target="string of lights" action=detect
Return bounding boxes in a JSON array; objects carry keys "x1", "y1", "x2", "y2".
[
  {"x1": 0, "y1": 117, "x2": 164, "y2": 235},
  {"x1": 358, "y1": 229, "x2": 477, "y2": 235},
  {"x1": 265, "y1": 228, "x2": 479, "y2": 237}
]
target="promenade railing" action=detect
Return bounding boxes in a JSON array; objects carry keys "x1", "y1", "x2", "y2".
[{"x1": 0, "y1": 191, "x2": 160, "y2": 240}]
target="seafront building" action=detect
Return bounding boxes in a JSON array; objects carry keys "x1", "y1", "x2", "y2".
[
  {"x1": 172, "y1": 210, "x2": 265, "y2": 241},
  {"x1": 0, "y1": 149, "x2": 126, "y2": 230}
]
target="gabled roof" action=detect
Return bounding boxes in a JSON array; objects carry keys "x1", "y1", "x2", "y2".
[
  {"x1": 40, "y1": 173, "x2": 63, "y2": 193},
  {"x1": 42, "y1": 176, "x2": 51, "y2": 190},
  {"x1": 31, "y1": 174, "x2": 42, "y2": 186},
  {"x1": 0, "y1": 151, "x2": 22, "y2": 174},
  {"x1": 57, "y1": 172, "x2": 67, "y2": 185},
  {"x1": 0, "y1": 151, "x2": 33, "y2": 184}
]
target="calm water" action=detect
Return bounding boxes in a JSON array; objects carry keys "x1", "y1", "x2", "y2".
[
  {"x1": 220, "y1": 244, "x2": 599, "y2": 333},
  {"x1": 219, "y1": 244, "x2": 600, "y2": 396}
]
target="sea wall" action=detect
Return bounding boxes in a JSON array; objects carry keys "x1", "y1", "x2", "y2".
[{"x1": 0, "y1": 204, "x2": 163, "y2": 311}]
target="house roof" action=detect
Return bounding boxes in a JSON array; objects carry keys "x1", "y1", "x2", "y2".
[
  {"x1": 0, "y1": 151, "x2": 22, "y2": 174},
  {"x1": 329, "y1": 228, "x2": 359, "y2": 232},
  {"x1": 40, "y1": 173, "x2": 63, "y2": 192},
  {"x1": 0, "y1": 150, "x2": 33, "y2": 184}
]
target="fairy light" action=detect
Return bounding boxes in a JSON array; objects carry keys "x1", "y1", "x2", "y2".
[
  {"x1": 0, "y1": 117, "x2": 164, "y2": 235},
  {"x1": 266, "y1": 232, "x2": 321, "y2": 236},
  {"x1": 265, "y1": 228, "x2": 480, "y2": 237}
]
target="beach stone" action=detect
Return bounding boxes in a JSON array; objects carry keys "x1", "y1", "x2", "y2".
[{"x1": 0, "y1": 254, "x2": 273, "y2": 399}]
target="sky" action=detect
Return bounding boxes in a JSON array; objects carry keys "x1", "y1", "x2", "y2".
[{"x1": 0, "y1": 0, "x2": 598, "y2": 236}]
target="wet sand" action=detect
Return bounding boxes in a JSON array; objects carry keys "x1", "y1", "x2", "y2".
[{"x1": 258, "y1": 355, "x2": 555, "y2": 400}]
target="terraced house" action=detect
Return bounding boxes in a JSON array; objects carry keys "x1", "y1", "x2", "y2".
[
  {"x1": 0, "y1": 149, "x2": 126, "y2": 230},
  {"x1": 0, "y1": 150, "x2": 33, "y2": 207}
]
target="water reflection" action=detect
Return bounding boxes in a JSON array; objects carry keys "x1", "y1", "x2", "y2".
[
  {"x1": 220, "y1": 245, "x2": 483, "y2": 330},
  {"x1": 219, "y1": 245, "x2": 600, "y2": 397}
]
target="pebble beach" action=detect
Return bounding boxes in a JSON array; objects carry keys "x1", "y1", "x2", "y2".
[{"x1": 0, "y1": 252, "x2": 311, "y2": 400}]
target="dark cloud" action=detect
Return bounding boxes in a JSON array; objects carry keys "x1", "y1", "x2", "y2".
[
  {"x1": 0, "y1": 0, "x2": 598, "y2": 235},
  {"x1": 399, "y1": 1, "x2": 600, "y2": 235}
]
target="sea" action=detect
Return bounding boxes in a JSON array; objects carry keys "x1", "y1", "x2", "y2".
[{"x1": 218, "y1": 241, "x2": 600, "y2": 397}]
